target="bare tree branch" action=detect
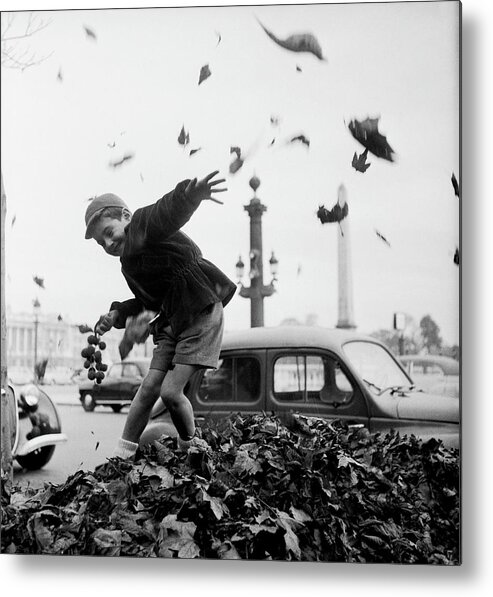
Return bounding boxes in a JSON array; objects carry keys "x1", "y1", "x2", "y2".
[{"x1": 1, "y1": 11, "x2": 52, "y2": 71}]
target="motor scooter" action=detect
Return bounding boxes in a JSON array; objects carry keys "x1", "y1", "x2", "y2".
[{"x1": 2, "y1": 383, "x2": 67, "y2": 470}]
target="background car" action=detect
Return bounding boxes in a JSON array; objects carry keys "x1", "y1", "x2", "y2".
[
  {"x1": 141, "y1": 326, "x2": 460, "y2": 449},
  {"x1": 399, "y1": 354, "x2": 460, "y2": 398},
  {"x1": 78, "y1": 358, "x2": 150, "y2": 412}
]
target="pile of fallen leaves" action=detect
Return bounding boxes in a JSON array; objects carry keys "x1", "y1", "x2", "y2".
[{"x1": 1, "y1": 414, "x2": 460, "y2": 563}]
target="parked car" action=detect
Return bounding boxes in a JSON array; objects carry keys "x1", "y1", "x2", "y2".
[
  {"x1": 78, "y1": 358, "x2": 150, "y2": 412},
  {"x1": 141, "y1": 326, "x2": 460, "y2": 449},
  {"x1": 399, "y1": 355, "x2": 460, "y2": 399}
]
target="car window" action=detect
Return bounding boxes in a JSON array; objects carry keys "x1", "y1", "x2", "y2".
[
  {"x1": 198, "y1": 356, "x2": 260, "y2": 402},
  {"x1": 108, "y1": 364, "x2": 123, "y2": 378},
  {"x1": 344, "y1": 341, "x2": 410, "y2": 392},
  {"x1": 273, "y1": 354, "x2": 354, "y2": 404},
  {"x1": 123, "y1": 364, "x2": 141, "y2": 378},
  {"x1": 236, "y1": 357, "x2": 261, "y2": 401}
]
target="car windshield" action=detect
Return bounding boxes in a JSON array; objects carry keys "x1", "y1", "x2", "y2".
[{"x1": 343, "y1": 341, "x2": 411, "y2": 393}]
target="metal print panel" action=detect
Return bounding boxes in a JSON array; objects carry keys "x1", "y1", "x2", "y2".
[{"x1": 1, "y1": 1, "x2": 460, "y2": 563}]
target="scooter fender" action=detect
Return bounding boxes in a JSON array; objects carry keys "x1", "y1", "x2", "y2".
[{"x1": 16, "y1": 433, "x2": 68, "y2": 457}]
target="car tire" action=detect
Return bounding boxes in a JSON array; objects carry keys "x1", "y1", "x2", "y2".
[
  {"x1": 16, "y1": 445, "x2": 56, "y2": 470},
  {"x1": 81, "y1": 392, "x2": 96, "y2": 412},
  {"x1": 111, "y1": 405, "x2": 123, "y2": 413}
]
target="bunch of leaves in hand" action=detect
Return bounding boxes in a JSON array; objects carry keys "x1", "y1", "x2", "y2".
[{"x1": 81, "y1": 334, "x2": 108, "y2": 384}]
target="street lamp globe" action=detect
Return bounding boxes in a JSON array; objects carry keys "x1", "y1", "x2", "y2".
[
  {"x1": 269, "y1": 251, "x2": 279, "y2": 279},
  {"x1": 235, "y1": 255, "x2": 245, "y2": 282}
]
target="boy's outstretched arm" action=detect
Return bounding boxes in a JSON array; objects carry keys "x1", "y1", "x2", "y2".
[{"x1": 144, "y1": 170, "x2": 227, "y2": 241}]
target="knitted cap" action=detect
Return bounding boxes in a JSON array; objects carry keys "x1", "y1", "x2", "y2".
[{"x1": 84, "y1": 193, "x2": 128, "y2": 239}]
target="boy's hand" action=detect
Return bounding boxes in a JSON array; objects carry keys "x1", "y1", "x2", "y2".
[
  {"x1": 95, "y1": 310, "x2": 118, "y2": 335},
  {"x1": 185, "y1": 170, "x2": 227, "y2": 205}
]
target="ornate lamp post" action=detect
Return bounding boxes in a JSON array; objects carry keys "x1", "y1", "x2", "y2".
[
  {"x1": 33, "y1": 298, "x2": 40, "y2": 381},
  {"x1": 236, "y1": 175, "x2": 278, "y2": 327}
]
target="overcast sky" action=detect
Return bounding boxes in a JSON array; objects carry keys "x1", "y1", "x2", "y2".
[{"x1": 1, "y1": 1, "x2": 460, "y2": 344}]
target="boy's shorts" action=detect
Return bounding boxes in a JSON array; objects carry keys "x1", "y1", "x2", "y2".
[{"x1": 150, "y1": 302, "x2": 224, "y2": 372}]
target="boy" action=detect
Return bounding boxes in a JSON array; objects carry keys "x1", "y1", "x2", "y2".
[{"x1": 85, "y1": 170, "x2": 236, "y2": 459}]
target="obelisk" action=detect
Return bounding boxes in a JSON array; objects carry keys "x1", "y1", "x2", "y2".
[{"x1": 336, "y1": 184, "x2": 356, "y2": 329}]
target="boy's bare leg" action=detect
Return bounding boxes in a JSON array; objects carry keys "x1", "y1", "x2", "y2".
[
  {"x1": 160, "y1": 363, "x2": 199, "y2": 440},
  {"x1": 121, "y1": 368, "x2": 166, "y2": 444}
]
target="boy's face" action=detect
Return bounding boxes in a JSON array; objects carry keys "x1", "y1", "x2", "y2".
[{"x1": 91, "y1": 210, "x2": 131, "y2": 257}]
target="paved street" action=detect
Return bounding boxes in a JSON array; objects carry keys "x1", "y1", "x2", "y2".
[{"x1": 13, "y1": 385, "x2": 129, "y2": 489}]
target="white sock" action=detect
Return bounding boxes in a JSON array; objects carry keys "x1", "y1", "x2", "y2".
[{"x1": 113, "y1": 438, "x2": 139, "y2": 459}]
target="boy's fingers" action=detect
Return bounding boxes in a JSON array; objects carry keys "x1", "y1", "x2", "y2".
[
  {"x1": 204, "y1": 170, "x2": 220, "y2": 182},
  {"x1": 208, "y1": 197, "x2": 224, "y2": 205},
  {"x1": 209, "y1": 178, "x2": 226, "y2": 186},
  {"x1": 211, "y1": 187, "x2": 227, "y2": 193}
]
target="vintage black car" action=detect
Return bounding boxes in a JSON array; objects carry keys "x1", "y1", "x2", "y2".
[
  {"x1": 141, "y1": 326, "x2": 460, "y2": 449},
  {"x1": 78, "y1": 358, "x2": 150, "y2": 412}
]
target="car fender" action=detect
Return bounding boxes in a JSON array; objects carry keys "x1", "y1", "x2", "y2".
[{"x1": 140, "y1": 419, "x2": 177, "y2": 447}]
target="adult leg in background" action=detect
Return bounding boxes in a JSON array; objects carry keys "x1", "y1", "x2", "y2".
[
  {"x1": 160, "y1": 363, "x2": 200, "y2": 440},
  {"x1": 121, "y1": 368, "x2": 166, "y2": 444}
]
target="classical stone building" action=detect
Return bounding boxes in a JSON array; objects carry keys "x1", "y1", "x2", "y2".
[{"x1": 6, "y1": 307, "x2": 152, "y2": 382}]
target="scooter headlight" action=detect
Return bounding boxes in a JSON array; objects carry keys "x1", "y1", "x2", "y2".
[{"x1": 20, "y1": 384, "x2": 40, "y2": 409}]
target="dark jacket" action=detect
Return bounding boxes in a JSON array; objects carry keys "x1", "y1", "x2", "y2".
[{"x1": 108, "y1": 180, "x2": 236, "y2": 336}]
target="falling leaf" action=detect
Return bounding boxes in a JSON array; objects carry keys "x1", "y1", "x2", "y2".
[
  {"x1": 57, "y1": 339, "x2": 63, "y2": 348},
  {"x1": 139, "y1": 172, "x2": 144, "y2": 182},
  {"x1": 109, "y1": 153, "x2": 134, "y2": 168},
  {"x1": 95, "y1": 441, "x2": 100, "y2": 451},
  {"x1": 83, "y1": 25, "x2": 97, "y2": 41},
  {"x1": 451, "y1": 172, "x2": 459, "y2": 198},
  {"x1": 10, "y1": 214, "x2": 16, "y2": 228},
  {"x1": 77, "y1": 324, "x2": 93, "y2": 334},
  {"x1": 198, "y1": 64, "x2": 212, "y2": 85},
  {"x1": 289, "y1": 134, "x2": 310, "y2": 148},
  {"x1": 454, "y1": 247, "x2": 459, "y2": 265},
  {"x1": 257, "y1": 19, "x2": 326, "y2": 61},
  {"x1": 297, "y1": 264, "x2": 302, "y2": 276},
  {"x1": 57, "y1": 314, "x2": 63, "y2": 322},
  {"x1": 57, "y1": 67, "x2": 63, "y2": 82},
  {"x1": 270, "y1": 115, "x2": 281, "y2": 127},
  {"x1": 107, "y1": 141, "x2": 116, "y2": 148},
  {"x1": 33, "y1": 275, "x2": 45, "y2": 289},
  {"x1": 189, "y1": 148, "x2": 202, "y2": 156},
  {"x1": 352, "y1": 148, "x2": 371, "y2": 173},
  {"x1": 268, "y1": 138, "x2": 276, "y2": 147},
  {"x1": 215, "y1": 31, "x2": 222, "y2": 46},
  {"x1": 177, "y1": 125, "x2": 190, "y2": 147},
  {"x1": 229, "y1": 146, "x2": 244, "y2": 174},
  {"x1": 296, "y1": 65, "x2": 302, "y2": 72},
  {"x1": 375, "y1": 229, "x2": 391, "y2": 247},
  {"x1": 229, "y1": 157, "x2": 244, "y2": 174},
  {"x1": 348, "y1": 117, "x2": 395, "y2": 161},
  {"x1": 317, "y1": 184, "x2": 348, "y2": 225}
]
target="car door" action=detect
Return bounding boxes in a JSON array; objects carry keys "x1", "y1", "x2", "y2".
[
  {"x1": 189, "y1": 349, "x2": 265, "y2": 422},
  {"x1": 266, "y1": 349, "x2": 370, "y2": 429},
  {"x1": 119, "y1": 363, "x2": 143, "y2": 403}
]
